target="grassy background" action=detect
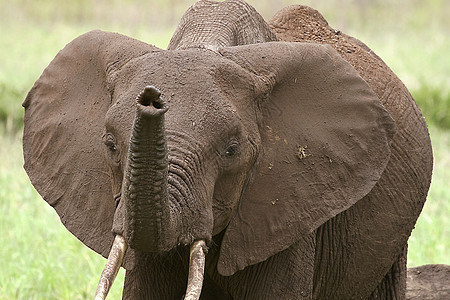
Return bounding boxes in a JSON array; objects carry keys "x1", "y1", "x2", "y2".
[{"x1": 1, "y1": 0, "x2": 449, "y2": 299}]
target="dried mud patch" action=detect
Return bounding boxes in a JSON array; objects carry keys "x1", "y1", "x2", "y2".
[{"x1": 407, "y1": 264, "x2": 450, "y2": 300}]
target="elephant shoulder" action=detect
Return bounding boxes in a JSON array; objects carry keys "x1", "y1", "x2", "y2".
[{"x1": 268, "y1": 5, "x2": 394, "y2": 101}]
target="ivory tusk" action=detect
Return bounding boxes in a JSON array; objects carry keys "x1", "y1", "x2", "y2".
[
  {"x1": 184, "y1": 240, "x2": 207, "y2": 300},
  {"x1": 94, "y1": 234, "x2": 127, "y2": 300}
]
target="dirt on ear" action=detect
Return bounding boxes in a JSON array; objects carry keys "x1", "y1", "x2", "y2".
[{"x1": 407, "y1": 264, "x2": 450, "y2": 300}]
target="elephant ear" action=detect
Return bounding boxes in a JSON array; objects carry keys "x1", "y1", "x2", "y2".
[
  {"x1": 217, "y1": 42, "x2": 396, "y2": 276},
  {"x1": 22, "y1": 30, "x2": 160, "y2": 264}
]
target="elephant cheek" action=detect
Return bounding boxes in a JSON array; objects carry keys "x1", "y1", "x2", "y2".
[
  {"x1": 106, "y1": 160, "x2": 125, "y2": 235},
  {"x1": 112, "y1": 197, "x2": 125, "y2": 235},
  {"x1": 212, "y1": 206, "x2": 233, "y2": 235},
  {"x1": 211, "y1": 175, "x2": 247, "y2": 235}
]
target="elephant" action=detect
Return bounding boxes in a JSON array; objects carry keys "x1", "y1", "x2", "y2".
[
  {"x1": 406, "y1": 264, "x2": 450, "y2": 300},
  {"x1": 22, "y1": 0, "x2": 433, "y2": 299}
]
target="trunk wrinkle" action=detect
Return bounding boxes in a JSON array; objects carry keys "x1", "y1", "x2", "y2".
[{"x1": 123, "y1": 86, "x2": 174, "y2": 252}]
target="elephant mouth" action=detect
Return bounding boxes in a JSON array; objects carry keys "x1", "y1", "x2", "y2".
[{"x1": 94, "y1": 235, "x2": 208, "y2": 300}]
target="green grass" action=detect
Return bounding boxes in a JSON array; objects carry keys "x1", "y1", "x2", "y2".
[{"x1": 411, "y1": 84, "x2": 450, "y2": 129}]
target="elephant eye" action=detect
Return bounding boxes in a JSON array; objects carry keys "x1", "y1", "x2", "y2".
[
  {"x1": 103, "y1": 133, "x2": 121, "y2": 166},
  {"x1": 224, "y1": 141, "x2": 240, "y2": 158},
  {"x1": 106, "y1": 142, "x2": 117, "y2": 152},
  {"x1": 103, "y1": 133, "x2": 117, "y2": 152}
]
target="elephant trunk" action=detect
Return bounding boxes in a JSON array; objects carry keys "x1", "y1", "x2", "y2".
[
  {"x1": 122, "y1": 86, "x2": 174, "y2": 252},
  {"x1": 117, "y1": 86, "x2": 207, "y2": 300}
]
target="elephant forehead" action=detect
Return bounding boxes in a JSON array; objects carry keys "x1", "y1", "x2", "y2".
[
  {"x1": 117, "y1": 49, "x2": 225, "y2": 86},
  {"x1": 109, "y1": 49, "x2": 247, "y2": 141}
]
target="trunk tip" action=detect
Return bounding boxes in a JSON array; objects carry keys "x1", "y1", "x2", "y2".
[{"x1": 136, "y1": 86, "x2": 168, "y2": 112}]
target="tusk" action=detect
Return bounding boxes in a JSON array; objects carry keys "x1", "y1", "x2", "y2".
[
  {"x1": 94, "y1": 234, "x2": 127, "y2": 300},
  {"x1": 184, "y1": 240, "x2": 207, "y2": 300}
]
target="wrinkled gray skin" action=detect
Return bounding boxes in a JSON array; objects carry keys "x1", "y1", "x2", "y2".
[{"x1": 22, "y1": 0, "x2": 433, "y2": 299}]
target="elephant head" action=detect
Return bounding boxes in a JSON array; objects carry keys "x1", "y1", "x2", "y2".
[{"x1": 23, "y1": 2, "x2": 396, "y2": 298}]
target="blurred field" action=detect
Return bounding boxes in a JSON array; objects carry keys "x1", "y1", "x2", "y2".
[
  {"x1": 1, "y1": 0, "x2": 449, "y2": 131},
  {"x1": 0, "y1": 132, "x2": 125, "y2": 299},
  {"x1": 0, "y1": 0, "x2": 448, "y2": 298}
]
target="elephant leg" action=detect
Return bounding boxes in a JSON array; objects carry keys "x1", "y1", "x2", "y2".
[
  {"x1": 369, "y1": 244, "x2": 408, "y2": 300},
  {"x1": 122, "y1": 249, "x2": 231, "y2": 300},
  {"x1": 122, "y1": 251, "x2": 188, "y2": 300},
  {"x1": 200, "y1": 274, "x2": 232, "y2": 300},
  {"x1": 209, "y1": 233, "x2": 316, "y2": 300}
]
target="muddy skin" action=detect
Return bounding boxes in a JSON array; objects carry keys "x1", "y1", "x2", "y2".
[{"x1": 406, "y1": 264, "x2": 450, "y2": 300}]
